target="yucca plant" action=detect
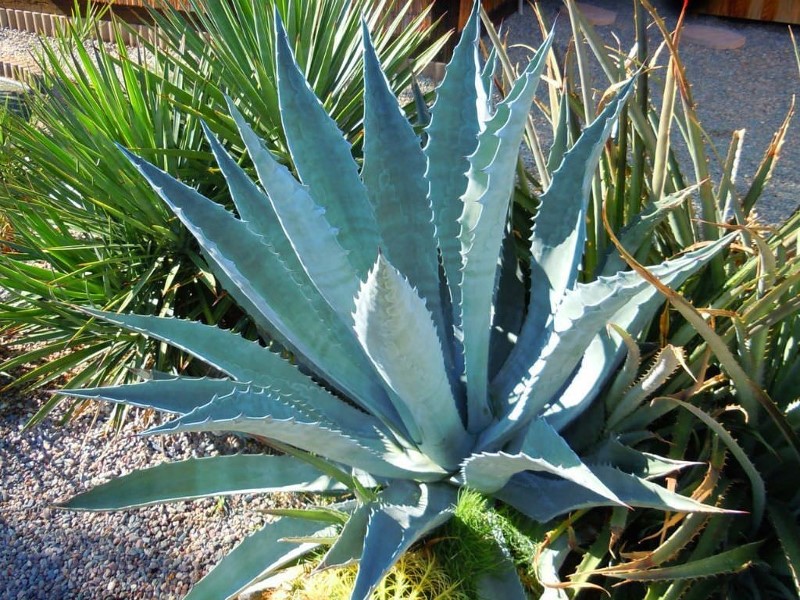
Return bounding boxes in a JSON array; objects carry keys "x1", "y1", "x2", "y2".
[
  {"x1": 58, "y1": 4, "x2": 740, "y2": 597},
  {"x1": 0, "y1": 105, "x2": 12, "y2": 242},
  {"x1": 0, "y1": 0, "x2": 444, "y2": 427},
  {"x1": 146, "y1": 0, "x2": 444, "y2": 159}
]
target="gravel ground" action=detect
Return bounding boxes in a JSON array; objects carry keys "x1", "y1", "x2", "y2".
[
  {"x1": 0, "y1": 351, "x2": 306, "y2": 600},
  {"x1": 1, "y1": 1, "x2": 799, "y2": 599},
  {"x1": 0, "y1": 26, "x2": 40, "y2": 69}
]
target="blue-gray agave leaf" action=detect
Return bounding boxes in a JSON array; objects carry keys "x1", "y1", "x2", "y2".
[
  {"x1": 118, "y1": 148, "x2": 400, "y2": 430},
  {"x1": 315, "y1": 504, "x2": 371, "y2": 572},
  {"x1": 59, "y1": 455, "x2": 347, "y2": 510},
  {"x1": 61, "y1": 2, "x2": 738, "y2": 597},
  {"x1": 494, "y1": 77, "x2": 637, "y2": 393},
  {"x1": 353, "y1": 254, "x2": 472, "y2": 470},
  {"x1": 185, "y1": 517, "x2": 336, "y2": 600},
  {"x1": 62, "y1": 376, "x2": 247, "y2": 415},
  {"x1": 204, "y1": 117, "x2": 360, "y2": 326},
  {"x1": 459, "y1": 27, "x2": 555, "y2": 432},
  {"x1": 497, "y1": 465, "x2": 725, "y2": 523},
  {"x1": 425, "y1": 0, "x2": 487, "y2": 326},
  {"x1": 483, "y1": 235, "x2": 733, "y2": 449},
  {"x1": 586, "y1": 438, "x2": 703, "y2": 480},
  {"x1": 144, "y1": 386, "x2": 446, "y2": 481},
  {"x1": 273, "y1": 10, "x2": 379, "y2": 279},
  {"x1": 360, "y1": 21, "x2": 447, "y2": 350},
  {"x1": 352, "y1": 481, "x2": 457, "y2": 599},
  {"x1": 537, "y1": 536, "x2": 571, "y2": 600},
  {"x1": 542, "y1": 237, "x2": 730, "y2": 432}
]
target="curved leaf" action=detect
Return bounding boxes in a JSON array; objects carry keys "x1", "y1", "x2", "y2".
[
  {"x1": 217, "y1": 109, "x2": 360, "y2": 323},
  {"x1": 459, "y1": 28, "x2": 554, "y2": 432},
  {"x1": 117, "y1": 146, "x2": 316, "y2": 347},
  {"x1": 463, "y1": 418, "x2": 623, "y2": 504},
  {"x1": 423, "y1": 0, "x2": 485, "y2": 321},
  {"x1": 656, "y1": 397, "x2": 766, "y2": 528},
  {"x1": 146, "y1": 387, "x2": 447, "y2": 481},
  {"x1": 542, "y1": 329, "x2": 619, "y2": 433},
  {"x1": 585, "y1": 438, "x2": 703, "y2": 480},
  {"x1": 602, "y1": 542, "x2": 761, "y2": 581},
  {"x1": 352, "y1": 481, "x2": 457, "y2": 600},
  {"x1": 353, "y1": 254, "x2": 470, "y2": 470},
  {"x1": 116, "y1": 149, "x2": 398, "y2": 428},
  {"x1": 487, "y1": 235, "x2": 734, "y2": 447},
  {"x1": 496, "y1": 465, "x2": 726, "y2": 523},
  {"x1": 204, "y1": 114, "x2": 367, "y2": 334},
  {"x1": 61, "y1": 376, "x2": 242, "y2": 415},
  {"x1": 496, "y1": 78, "x2": 636, "y2": 391},
  {"x1": 274, "y1": 11, "x2": 379, "y2": 278},
  {"x1": 599, "y1": 188, "x2": 694, "y2": 276},
  {"x1": 68, "y1": 374, "x2": 382, "y2": 438},
  {"x1": 768, "y1": 502, "x2": 800, "y2": 595},
  {"x1": 76, "y1": 309, "x2": 388, "y2": 437},
  {"x1": 186, "y1": 518, "x2": 335, "y2": 600},
  {"x1": 607, "y1": 345, "x2": 686, "y2": 430},
  {"x1": 59, "y1": 454, "x2": 346, "y2": 510},
  {"x1": 537, "y1": 536, "x2": 571, "y2": 600},
  {"x1": 463, "y1": 449, "x2": 623, "y2": 504},
  {"x1": 361, "y1": 22, "x2": 446, "y2": 348},
  {"x1": 200, "y1": 119, "x2": 282, "y2": 243},
  {"x1": 79, "y1": 308, "x2": 302, "y2": 387},
  {"x1": 315, "y1": 504, "x2": 370, "y2": 572}
]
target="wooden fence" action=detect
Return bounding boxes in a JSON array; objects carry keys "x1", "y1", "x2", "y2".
[
  {"x1": 698, "y1": 0, "x2": 800, "y2": 24},
  {"x1": 94, "y1": 0, "x2": 191, "y2": 8},
  {"x1": 92, "y1": 1, "x2": 517, "y2": 31}
]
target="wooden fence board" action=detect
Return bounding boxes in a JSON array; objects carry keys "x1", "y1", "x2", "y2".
[
  {"x1": 698, "y1": 0, "x2": 800, "y2": 24},
  {"x1": 92, "y1": 0, "x2": 516, "y2": 29},
  {"x1": 95, "y1": 0, "x2": 192, "y2": 9}
]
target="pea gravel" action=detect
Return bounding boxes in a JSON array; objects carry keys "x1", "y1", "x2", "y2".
[
  {"x1": 2, "y1": 1, "x2": 800, "y2": 598},
  {"x1": 0, "y1": 354, "x2": 304, "y2": 600}
]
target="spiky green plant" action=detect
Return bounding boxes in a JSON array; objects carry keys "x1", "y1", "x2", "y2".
[
  {"x1": 59, "y1": 3, "x2": 738, "y2": 598},
  {"x1": 145, "y1": 0, "x2": 444, "y2": 159},
  {"x1": 485, "y1": 2, "x2": 800, "y2": 595}
]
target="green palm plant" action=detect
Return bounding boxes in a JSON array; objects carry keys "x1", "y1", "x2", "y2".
[
  {"x1": 59, "y1": 4, "x2": 737, "y2": 598},
  {"x1": 0, "y1": 0, "x2": 444, "y2": 427}
]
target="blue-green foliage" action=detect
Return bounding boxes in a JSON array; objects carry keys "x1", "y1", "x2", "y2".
[{"x1": 60, "y1": 3, "x2": 735, "y2": 598}]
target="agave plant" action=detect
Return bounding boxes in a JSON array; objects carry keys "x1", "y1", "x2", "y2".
[{"x1": 60, "y1": 3, "x2": 737, "y2": 597}]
